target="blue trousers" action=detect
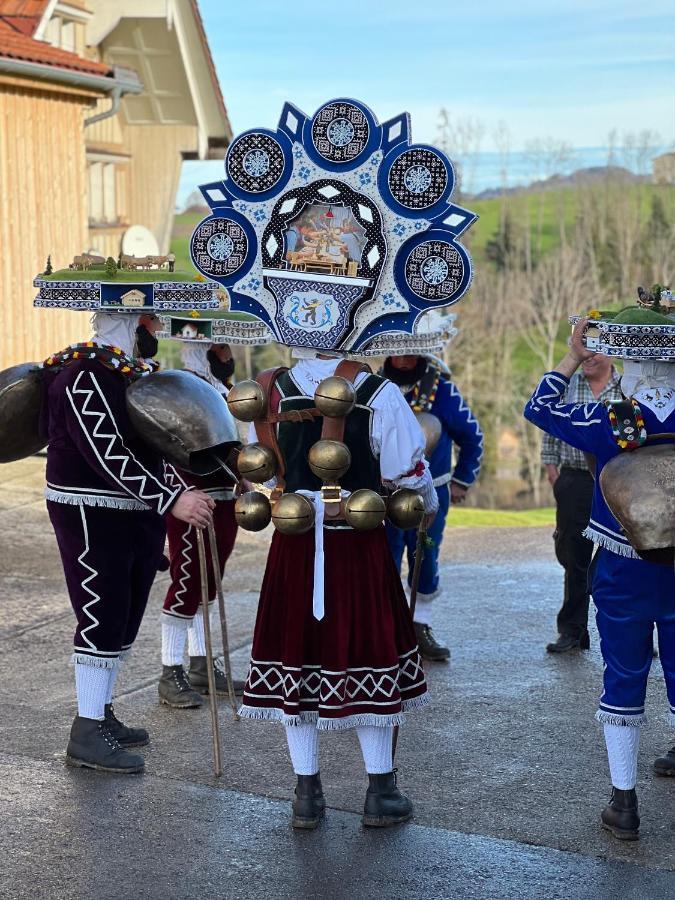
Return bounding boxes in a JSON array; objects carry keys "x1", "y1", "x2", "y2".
[
  {"x1": 591, "y1": 549, "x2": 675, "y2": 726},
  {"x1": 385, "y1": 483, "x2": 450, "y2": 599}
]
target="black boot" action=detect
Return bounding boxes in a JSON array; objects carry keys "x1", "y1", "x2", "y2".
[
  {"x1": 546, "y1": 630, "x2": 589, "y2": 653},
  {"x1": 65, "y1": 716, "x2": 145, "y2": 774},
  {"x1": 104, "y1": 704, "x2": 149, "y2": 748},
  {"x1": 363, "y1": 770, "x2": 413, "y2": 827},
  {"x1": 158, "y1": 665, "x2": 203, "y2": 709},
  {"x1": 188, "y1": 656, "x2": 245, "y2": 695},
  {"x1": 414, "y1": 623, "x2": 450, "y2": 662},
  {"x1": 654, "y1": 745, "x2": 675, "y2": 776},
  {"x1": 601, "y1": 787, "x2": 640, "y2": 840},
  {"x1": 291, "y1": 774, "x2": 325, "y2": 830}
]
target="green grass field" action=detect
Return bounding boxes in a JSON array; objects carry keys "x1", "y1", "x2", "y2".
[
  {"x1": 447, "y1": 506, "x2": 555, "y2": 527},
  {"x1": 42, "y1": 268, "x2": 203, "y2": 283}
]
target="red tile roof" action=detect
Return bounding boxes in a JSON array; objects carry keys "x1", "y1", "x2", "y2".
[{"x1": 0, "y1": 19, "x2": 114, "y2": 78}]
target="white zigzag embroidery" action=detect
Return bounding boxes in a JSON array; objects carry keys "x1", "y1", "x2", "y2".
[
  {"x1": 169, "y1": 523, "x2": 194, "y2": 615},
  {"x1": 77, "y1": 506, "x2": 101, "y2": 650},
  {"x1": 448, "y1": 382, "x2": 484, "y2": 481},
  {"x1": 67, "y1": 371, "x2": 178, "y2": 514}
]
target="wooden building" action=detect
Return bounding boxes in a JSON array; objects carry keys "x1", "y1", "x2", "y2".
[{"x1": 0, "y1": 0, "x2": 231, "y2": 366}]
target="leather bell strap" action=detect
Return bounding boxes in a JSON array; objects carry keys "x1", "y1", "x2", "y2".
[
  {"x1": 295, "y1": 488, "x2": 349, "y2": 621},
  {"x1": 253, "y1": 367, "x2": 289, "y2": 490},
  {"x1": 320, "y1": 360, "x2": 372, "y2": 442}
]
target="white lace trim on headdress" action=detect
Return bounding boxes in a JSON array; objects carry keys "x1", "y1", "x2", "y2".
[{"x1": 621, "y1": 360, "x2": 675, "y2": 422}]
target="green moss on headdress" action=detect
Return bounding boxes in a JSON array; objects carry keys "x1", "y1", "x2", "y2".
[{"x1": 608, "y1": 306, "x2": 675, "y2": 326}]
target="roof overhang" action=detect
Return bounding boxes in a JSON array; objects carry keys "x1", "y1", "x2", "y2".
[{"x1": 85, "y1": 0, "x2": 231, "y2": 159}]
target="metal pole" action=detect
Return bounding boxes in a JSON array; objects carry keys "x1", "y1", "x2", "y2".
[
  {"x1": 196, "y1": 528, "x2": 223, "y2": 777},
  {"x1": 207, "y1": 520, "x2": 240, "y2": 720},
  {"x1": 392, "y1": 524, "x2": 427, "y2": 761}
]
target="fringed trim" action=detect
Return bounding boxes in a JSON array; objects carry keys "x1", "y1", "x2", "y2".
[
  {"x1": 71, "y1": 652, "x2": 119, "y2": 670},
  {"x1": 45, "y1": 489, "x2": 148, "y2": 511},
  {"x1": 669, "y1": 710, "x2": 675, "y2": 727},
  {"x1": 401, "y1": 693, "x2": 430, "y2": 714},
  {"x1": 583, "y1": 527, "x2": 639, "y2": 559},
  {"x1": 415, "y1": 589, "x2": 440, "y2": 603},
  {"x1": 595, "y1": 709, "x2": 646, "y2": 727},
  {"x1": 119, "y1": 647, "x2": 132, "y2": 661},
  {"x1": 237, "y1": 703, "x2": 428, "y2": 731}
]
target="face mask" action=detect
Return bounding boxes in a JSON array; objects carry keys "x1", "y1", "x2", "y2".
[
  {"x1": 207, "y1": 349, "x2": 235, "y2": 385},
  {"x1": 135, "y1": 324, "x2": 159, "y2": 359}
]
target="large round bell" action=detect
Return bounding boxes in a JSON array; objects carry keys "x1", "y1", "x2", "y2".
[
  {"x1": 234, "y1": 491, "x2": 272, "y2": 532},
  {"x1": 344, "y1": 489, "x2": 386, "y2": 531},
  {"x1": 272, "y1": 492, "x2": 315, "y2": 535},
  {"x1": 236, "y1": 443, "x2": 277, "y2": 483},
  {"x1": 226, "y1": 380, "x2": 267, "y2": 422},
  {"x1": 0, "y1": 363, "x2": 45, "y2": 463},
  {"x1": 308, "y1": 439, "x2": 351, "y2": 482},
  {"x1": 387, "y1": 488, "x2": 425, "y2": 530},
  {"x1": 415, "y1": 411, "x2": 442, "y2": 457},
  {"x1": 314, "y1": 376, "x2": 356, "y2": 418},
  {"x1": 600, "y1": 444, "x2": 675, "y2": 566}
]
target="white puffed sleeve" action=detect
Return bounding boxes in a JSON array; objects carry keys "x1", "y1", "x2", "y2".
[{"x1": 370, "y1": 382, "x2": 438, "y2": 514}]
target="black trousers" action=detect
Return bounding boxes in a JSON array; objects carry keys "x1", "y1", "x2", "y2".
[{"x1": 552, "y1": 467, "x2": 595, "y2": 638}]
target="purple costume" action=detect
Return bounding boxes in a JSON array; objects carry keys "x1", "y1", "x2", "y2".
[{"x1": 42, "y1": 356, "x2": 180, "y2": 668}]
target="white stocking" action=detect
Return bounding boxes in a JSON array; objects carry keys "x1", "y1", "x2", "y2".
[
  {"x1": 161, "y1": 619, "x2": 188, "y2": 666},
  {"x1": 285, "y1": 724, "x2": 320, "y2": 775},
  {"x1": 74, "y1": 662, "x2": 111, "y2": 720},
  {"x1": 604, "y1": 723, "x2": 640, "y2": 789},
  {"x1": 356, "y1": 725, "x2": 393, "y2": 774}
]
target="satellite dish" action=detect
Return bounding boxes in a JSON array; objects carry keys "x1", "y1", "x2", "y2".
[{"x1": 122, "y1": 225, "x2": 160, "y2": 258}]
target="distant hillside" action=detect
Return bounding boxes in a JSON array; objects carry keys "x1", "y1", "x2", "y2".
[{"x1": 469, "y1": 165, "x2": 645, "y2": 201}]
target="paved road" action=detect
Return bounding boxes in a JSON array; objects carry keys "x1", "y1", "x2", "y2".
[{"x1": 1, "y1": 457, "x2": 674, "y2": 900}]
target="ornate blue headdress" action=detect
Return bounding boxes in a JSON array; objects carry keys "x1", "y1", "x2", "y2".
[{"x1": 189, "y1": 98, "x2": 477, "y2": 353}]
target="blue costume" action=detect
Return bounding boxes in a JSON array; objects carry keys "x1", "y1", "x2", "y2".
[
  {"x1": 524, "y1": 372, "x2": 675, "y2": 728},
  {"x1": 386, "y1": 364, "x2": 483, "y2": 618}
]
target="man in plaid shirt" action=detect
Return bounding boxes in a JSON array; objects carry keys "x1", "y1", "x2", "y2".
[{"x1": 540, "y1": 354, "x2": 622, "y2": 652}]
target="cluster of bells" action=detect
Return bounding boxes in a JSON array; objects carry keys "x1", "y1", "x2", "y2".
[{"x1": 226, "y1": 375, "x2": 425, "y2": 535}]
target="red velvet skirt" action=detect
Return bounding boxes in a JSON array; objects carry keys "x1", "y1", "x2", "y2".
[{"x1": 240, "y1": 526, "x2": 428, "y2": 730}]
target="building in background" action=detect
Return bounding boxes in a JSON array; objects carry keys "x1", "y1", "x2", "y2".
[
  {"x1": 0, "y1": 0, "x2": 231, "y2": 366},
  {"x1": 653, "y1": 152, "x2": 675, "y2": 185}
]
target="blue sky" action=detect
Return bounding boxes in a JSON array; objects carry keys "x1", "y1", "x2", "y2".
[{"x1": 180, "y1": 0, "x2": 675, "y2": 201}]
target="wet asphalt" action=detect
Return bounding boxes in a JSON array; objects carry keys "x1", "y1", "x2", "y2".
[{"x1": 1, "y1": 457, "x2": 674, "y2": 900}]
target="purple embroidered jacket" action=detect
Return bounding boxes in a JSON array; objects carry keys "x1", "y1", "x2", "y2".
[{"x1": 41, "y1": 358, "x2": 180, "y2": 514}]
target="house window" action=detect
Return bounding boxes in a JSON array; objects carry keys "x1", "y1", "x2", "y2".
[
  {"x1": 44, "y1": 15, "x2": 81, "y2": 54},
  {"x1": 88, "y1": 162, "x2": 118, "y2": 226}
]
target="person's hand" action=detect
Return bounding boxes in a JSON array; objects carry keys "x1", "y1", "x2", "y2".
[
  {"x1": 569, "y1": 317, "x2": 596, "y2": 364},
  {"x1": 171, "y1": 490, "x2": 215, "y2": 528},
  {"x1": 450, "y1": 483, "x2": 468, "y2": 504},
  {"x1": 423, "y1": 511, "x2": 437, "y2": 530},
  {"x1": 545, "y1": 464, "x2": 559, "y2": 487},
  {"x1": 236, "y1": 478, "x2": 252, "y2": 497}
]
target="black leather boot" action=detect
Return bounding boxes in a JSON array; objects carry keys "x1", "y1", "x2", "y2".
[
  {"x1": 158, "y1": 664, "x2": 203, "y2": 709},
  {"x1": 65, "y1": 716, "x2": 145, "y2": 774},
  {"x1": 363, "y1": 770, "x2": 413, "y2": 827},
  {"x1": 601, "y1": 787, "x2": 640, "y2": 840},
  {"x1": 654, "y1": 745, "x2": 675, "y2": 776},
  {"x1": 104, "y1": 703, "x2": 149, "y2": 748},
  {"x1": 188, "y1": 656, "x2": 245, "y2": 695},
  {"x1": 546, "y1": 630, "x2": 590, "y2": 653},
  {"x1": 291, "y1": 774, "x2": 325, "y2": 830},
  {"x1": 414, "y1": 623, "x2": 450, "y2": 662}
]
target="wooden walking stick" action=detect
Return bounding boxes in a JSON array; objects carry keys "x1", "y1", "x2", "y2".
[
  {"x1": 392, "y1": 523, "x2": 427, "y2": 761},
  {"x1": 207, "y1": 519, "x2": 240, "y2": 720},
  {"x1": 196, "y1": 527, "x2": 223, "y2": 777}
]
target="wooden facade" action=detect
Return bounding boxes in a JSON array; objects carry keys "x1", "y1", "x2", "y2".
[
  {"x1": 0, "y1": 77, "x2": 97, "y2": 366},
  {"x1": 0, "y1": 0, "x2": 231, "y2": 367}
]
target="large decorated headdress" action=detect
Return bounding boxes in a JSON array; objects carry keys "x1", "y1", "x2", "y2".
[
  {"x1": 574, "y1": 288, "x2": 675, "y2": 361},
  {"x1": 157, "y1": 314, "x2": 275, "y2": 346},
  {"x1": 188, "y1": 98, "x2": 477, "y2": 354}
]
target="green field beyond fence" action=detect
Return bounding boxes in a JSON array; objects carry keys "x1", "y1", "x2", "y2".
[{"x1": 447, "y1": 507, "x2": 555, "y2": 527}]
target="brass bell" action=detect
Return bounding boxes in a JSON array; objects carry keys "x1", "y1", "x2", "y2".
[
  {"x1": 226, "y1": 380, "x2": 267, "y2": 422},
  {"x1": 314, "y1": 376, "x2": 356, "y2": 418},
  {"x1": 236, "y1": 443, "x2": 277, "y2": 483},
  {"x1": 308, "y1": 439, "x2": 351, "y2": 482},
  {"x1": 344, "y1": 489, "x2": 386, "y2": 531},
  {"x1": 234, "y1": 491, "x2": 272, "y2": 532},
  {"x1": 387, "y1": 488, "x2": 425, "y2": 530},
  {"x1": 271, "y1": 492, "x2": 315, "y2": 535},
  {"x1": 415, "y1": 411, "x2": 442, "y2": 457}
]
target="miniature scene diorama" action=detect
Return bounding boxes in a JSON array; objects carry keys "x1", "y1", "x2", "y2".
[
  {"x1": 188, "y1": 98, "x2": 477, "y2": 354},
  {"x1": 34, "y1": 252, "x2": 220, "y2": 312}
]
